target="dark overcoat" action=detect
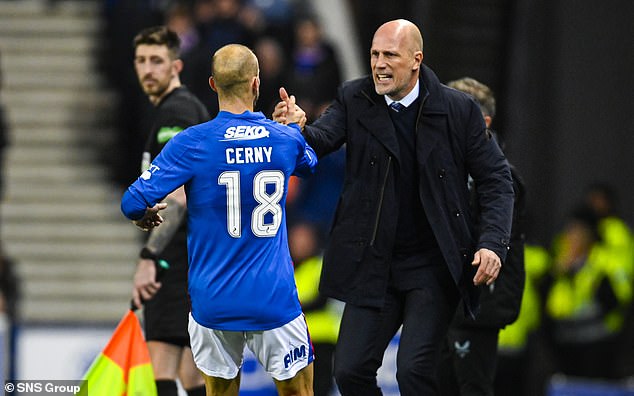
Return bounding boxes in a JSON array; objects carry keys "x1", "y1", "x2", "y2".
[{"x1": 303, "y1": 64, "x2": 514, "y2": 314}]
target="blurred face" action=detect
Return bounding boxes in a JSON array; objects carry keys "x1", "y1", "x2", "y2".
[
  {"x1": 296, "y1": 20, "x2": 320, "y2": 47},
  {"x1": 370, "y1": 23, "x2": 422, "y2": 100},
  {"x1": 134, "y1": 44, "x2": 177, "y2": 100},
  {"x1": 289, "y1": 224, "x2": 318, "y2": 263}
]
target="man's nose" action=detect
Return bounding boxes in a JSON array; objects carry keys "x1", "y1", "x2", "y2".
[{"x1": 138, "y1": 63, "x2": 153, "y2": 75}]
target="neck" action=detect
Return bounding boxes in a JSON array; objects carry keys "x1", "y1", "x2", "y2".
[
  {"x1": 218, "y1": 95, "x2": 255, "y2": 114},
  {"x1": 150, "y1": 78, "x2": 181, "y2": 106}
]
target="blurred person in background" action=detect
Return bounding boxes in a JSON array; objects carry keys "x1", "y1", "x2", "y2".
[
  {"x1": 542, "y1": 205, "x2": 632, "y2": 380},
  {"x1": 254, "y1": 36, "x2": 288, "y2": 115},
  {"x1": 243, "y1": 0, "x2": 298, "y2": 51},
  {"x1": 0, "y1": 48, "x2": 18, "y2": 384},
  {"x1": 189, "y1": 0, "x2": 258, "y2": 116},
  {"x1": 165, "y1": 2, "x2": 202, "y2": 56},
  {"x1": 131, "y1": 25, "x2": 209, "y2": 396},
  {"x1": 274, "y1": 19, "x2": 514, "y2": 396},
  {"x1": 195, "y1": 0, "x2": 255, "y2": 55},
  {"x1": 494, "y1": 243, "x2": 550, "y2": 396},
  {"x1": 285, "y1": 142, "x2": 345, "y2": 244},
  {"x1": 0, "y1": 246, "x2": 19, "y2": 382},
  {"x1": 582, "y1": 182, "x2": 634, "y2": 377},
  {"x1": 282, "y1": 16, "x2": 345, "y2": 243},
  {"x1": 437, "y1": 77, "x2": 526, "y2": 396},
  {"x1": 289, "y1": 222, "x2": 342, "y2": 396},
  {"x1": 286, "y1": 15, "x2": 342, "y2": 123},
  {"x1": 165, "y1": 1, "x2": 218, "y2": 116},
  {"x1": 583, "y1": 183, "x2": 634, "y2": 281}
]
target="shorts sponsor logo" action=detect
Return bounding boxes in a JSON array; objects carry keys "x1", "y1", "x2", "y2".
[{"x1": 283, "y1": 344, "x2": 307, "y2": 369}]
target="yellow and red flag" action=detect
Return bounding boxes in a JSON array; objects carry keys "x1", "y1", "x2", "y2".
[{"x1": 76, "y1": 310, "x2": 157, "y2": 395}]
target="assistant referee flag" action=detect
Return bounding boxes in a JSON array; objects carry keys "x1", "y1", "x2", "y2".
[{"x1": 76, "y1": 310, "x2": 157, "y2": 395}]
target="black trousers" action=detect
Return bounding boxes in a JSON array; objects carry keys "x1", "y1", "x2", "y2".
[
  {"x1": 334, "y1": 264, "x2": 459, "y2": 396},
  {"x1": 437, "y1": 326, "x2": 499, "y2": 396}
]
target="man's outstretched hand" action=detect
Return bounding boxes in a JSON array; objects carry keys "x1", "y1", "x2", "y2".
[
  {"x1": 132, "y1": 202, "x2": 168, "y2": 231},
  {"x1": 273, "y1": 87, "x2": 306, "y2": 129}
]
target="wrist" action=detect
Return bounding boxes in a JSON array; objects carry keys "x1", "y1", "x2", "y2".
[{"x1": 139, "y1": 247, "x2": 158, "y2": 261}]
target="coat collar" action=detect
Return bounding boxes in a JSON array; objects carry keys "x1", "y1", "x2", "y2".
[{"x1": 354, "y1": 64, "x2": 448, "y2": 163}]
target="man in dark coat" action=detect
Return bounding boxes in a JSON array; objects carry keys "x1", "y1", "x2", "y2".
[
  {"x1": 274, "y1": 19, "x2": 514, "y2": 396},
  {"x1": 437, "y1": 77, "x2": 526, "y2": 396}
]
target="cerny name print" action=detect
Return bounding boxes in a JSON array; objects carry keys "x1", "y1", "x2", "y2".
[{"x1": 225, "y1": 146, "x2": 273, "y2": 164}]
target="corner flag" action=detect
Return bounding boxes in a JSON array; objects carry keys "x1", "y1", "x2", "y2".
[{"x1": 76, "y1": 310, "x2": 157, "y2": 395}]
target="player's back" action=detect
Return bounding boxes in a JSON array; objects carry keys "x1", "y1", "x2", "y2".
[{"x1": 171, "y1": 110, "x2": 316, "y2": 331}]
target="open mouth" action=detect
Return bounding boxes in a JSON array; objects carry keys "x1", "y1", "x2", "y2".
[{"x1": 376, "y1": 74, "x2": 392, "y2": 82}]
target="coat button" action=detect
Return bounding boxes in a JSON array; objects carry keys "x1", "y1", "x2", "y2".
[
  {"x1": 454, "y1": 211, "x2": 460, "y2": 217},
  {"x1": 438, "y1": 168, "x2": 446, "y2": 178}
]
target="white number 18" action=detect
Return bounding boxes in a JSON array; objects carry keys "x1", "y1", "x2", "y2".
[{"x1": 218, "y1": 170, "x2": 284, "y2": 238}]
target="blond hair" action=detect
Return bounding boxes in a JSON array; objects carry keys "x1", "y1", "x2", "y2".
[
  {"x1": 211, "y1": 44, "x2": 259, "y2": 98},
  {"x1": 447, "y1": 77, "x2": 496, "y2": 118}
]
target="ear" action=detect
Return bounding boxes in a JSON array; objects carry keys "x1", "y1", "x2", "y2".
[
  {"x1": 209, "y1": 76, "x2": 218, "y2": 92},
  {"x1": 484, "y1": 115, "x2": 492, "y2": 128},
  {"x1": 252, "y1": 75, "x2": 260, "y2": 90},
  {"x1": 173, "y1": 59, "x2": 184, "y2": 74},
  {"x1": 412, "y1": 51, "x2": 423, "y2": 71}
]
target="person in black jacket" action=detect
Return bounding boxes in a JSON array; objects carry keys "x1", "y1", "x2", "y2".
[
  {"x1": 274, "y1": 20, "x2": 514, "y2": 396},
  {"x1": 437, "y1": 77, "x2": 526, "y2": 396}
]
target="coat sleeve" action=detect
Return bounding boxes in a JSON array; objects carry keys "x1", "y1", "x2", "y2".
[
  {"x1": 303, "y1": 84, "x2": 349, "y2": 158},
  {"x1": 464, "y1": 101, "x2": 514, "y2": 261}
]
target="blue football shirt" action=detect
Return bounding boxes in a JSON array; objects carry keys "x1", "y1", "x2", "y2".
[{"x1": 121, "y1": 111, "x2": 317, "y2": 331}]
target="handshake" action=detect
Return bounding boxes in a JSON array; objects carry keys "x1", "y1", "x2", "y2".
[{"x1": 272, "y1": 87, "x2": 307, "y2": 129}]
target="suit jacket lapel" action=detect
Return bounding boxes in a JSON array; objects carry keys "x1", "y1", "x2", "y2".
[
  {"x1": 416, "y1": 113, "x2": 445, "y2": 167},
  {"x1": 358, "y1": 101, "x2": 401, "y2": 161}
]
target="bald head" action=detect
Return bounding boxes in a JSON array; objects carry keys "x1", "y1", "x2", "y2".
[
  {"x1": 370, "y1": 19, "x2": 424, "y2": 100},
  {"x1": 375, "y1": 19, "x2": 423, "y2": 53},
  {"x1": 211, "y1": 44, "x2": 259, "y2": 98}
]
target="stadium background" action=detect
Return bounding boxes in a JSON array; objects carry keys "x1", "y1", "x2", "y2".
[{"x1": 0, "y1": 0, "x2": 632, "y2": 395}]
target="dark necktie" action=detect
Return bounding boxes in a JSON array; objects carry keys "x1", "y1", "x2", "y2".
[{"x1": 390, "y1": 102, "x2": 406, "y2": 112}]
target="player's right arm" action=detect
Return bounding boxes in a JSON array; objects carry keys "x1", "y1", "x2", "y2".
[{"x1": 121, "y1": 128, "x2": 197, "y2": 225}]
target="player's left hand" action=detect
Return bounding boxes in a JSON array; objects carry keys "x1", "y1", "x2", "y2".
[
  {"x1": 133, "y1": 202, "x2": 168, "y2": 231},
  {"x1": 472, "y1": 248, "x2": 502, "y2": 286}
]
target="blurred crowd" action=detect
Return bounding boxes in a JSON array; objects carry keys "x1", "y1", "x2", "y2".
[{"x1": 496, "y1": 183, "x2": 634, "y2": 395}]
